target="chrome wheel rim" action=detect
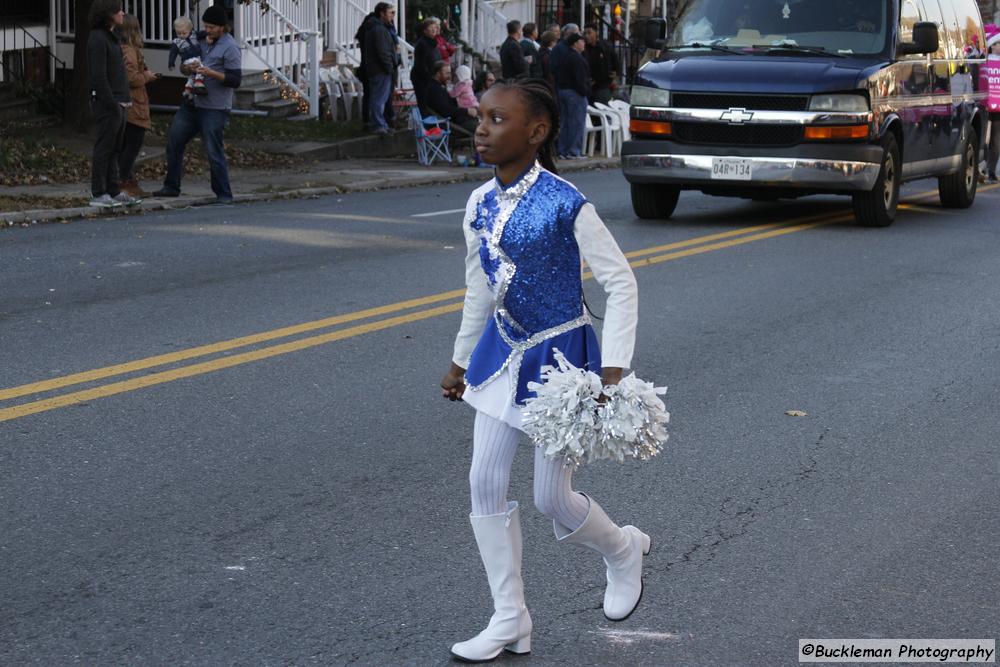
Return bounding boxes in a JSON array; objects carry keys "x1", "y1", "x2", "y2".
[
  {"x1": 883, "y1": 152, "x2": 896, "y2": 210},
  {"x1": 964, "y1": 144, "x2": 976, "y2": 192}
]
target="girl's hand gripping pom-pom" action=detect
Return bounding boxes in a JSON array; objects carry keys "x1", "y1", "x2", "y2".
[
  {"x1": 441, "y1": 363, "x2": 467, "y2": 402},
  {"x1": 596, "y1": 374, "x2": 670, "y2": 462},
  {"x1": 522, "y1": 350, "x2": 669, "y2": 466}
]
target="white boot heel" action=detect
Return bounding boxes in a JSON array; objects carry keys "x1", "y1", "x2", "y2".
[
  {"x1": 450, "y1": 502, "x2": 533, "y2": 663},
  {"x1": 505, "y1": 635, "x2": 531, "y2": 654},
  {"x1": 641, "y1": 531, "x2": 652, "y2": 555}
]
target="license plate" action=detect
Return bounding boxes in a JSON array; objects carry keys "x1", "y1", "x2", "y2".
[{"x1": 711, "y1": 158, "x2": 753, "y2": 180}]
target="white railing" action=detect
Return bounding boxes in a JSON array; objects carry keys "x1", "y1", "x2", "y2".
[
  {"x1": 472, "y1": 0, "x2": 507, "y2": 61},
  {"x1": 320, "y1": 0, "x2": 376, "y2": 65},
  {"x1": 235, "y1": 0, "x2": 321, "y2": 118},
  {"x1": 54, "y1": 0, "x2": 193, "y2": 45}
]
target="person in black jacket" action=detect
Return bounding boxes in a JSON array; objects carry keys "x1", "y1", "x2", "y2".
[
  {"x1": 583, "y1": 23, "x2": 620, "y2": 104},
  {"x1": 411, "y1": 18, "x2": 443, "y2": 112},
  {"x1": 362, "y1": 3, "x2": 397, "y2": 134},
  {"x1": 86, "y1": 0, "x2": 134, "y2": 208},
  {"x1": 499, "y1": 20, "x2": 528, "y2": 79},
  {"x1": 554, "y1": 33, "x2": 590, "y2": 158},
  {"x1": 356, "y1": 6, "x2": 401, "y2": 127},
  {"x1": 520, "y1": 23, "x2": 542, "y2": 78},
  {"x1": 422, "y1": 61, "x2": 477, "y2": 136},
  {"x1": 538, "y1": 30, "x2": 558, "y2": 91}
]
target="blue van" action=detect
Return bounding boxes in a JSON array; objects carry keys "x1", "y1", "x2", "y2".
[{"x1": 622, "y1": 0, "x2": 987, "y2": 226}]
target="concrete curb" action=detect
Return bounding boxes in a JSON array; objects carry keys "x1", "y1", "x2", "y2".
[{"x1": 1, "y1": 158, "x2": 619, "y2": 227}]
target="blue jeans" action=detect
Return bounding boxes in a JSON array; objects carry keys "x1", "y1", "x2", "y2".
[
  {"x1": 368, "y1": 73, "x2": 392, "y2": 130},
  {"x1": 557, "y1": 88, "x2": 586, "y2": 157},
  {"x1": 163, "y1": 104, "x2": 232, "y2": 198}
]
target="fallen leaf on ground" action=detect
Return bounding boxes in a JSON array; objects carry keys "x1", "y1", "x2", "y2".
[{"x1": 785, "y1": 410, "x2": 808, "y2": 417}]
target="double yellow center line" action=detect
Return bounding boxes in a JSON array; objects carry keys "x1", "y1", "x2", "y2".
[{"x1": 4, "y1": 183, "x2": 972, "y2": 423}]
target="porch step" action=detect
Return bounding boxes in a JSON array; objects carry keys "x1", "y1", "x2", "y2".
[
  {"x1": 241, "y1": 70, "x2": 271, "y2": 88},
  {"x1": 234, "y1": 83, "x2": 282, "y2": 108},
  {"x1": 253, "y1": 98, "x2": 302, "y2": 118},
  {"x1": 0, "y1": 96, "x2": 36, "y2": 122}
]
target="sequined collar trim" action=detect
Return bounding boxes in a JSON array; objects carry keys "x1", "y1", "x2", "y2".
[{"x1": 494, "y1": 162, "x2": 542, "y2": 203}]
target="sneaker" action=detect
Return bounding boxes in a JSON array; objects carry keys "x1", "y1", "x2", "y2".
[
  {"x1": 373, "y1": 127, "x2": 390, "y2": 136},
  {"x1": 209, "y1": 196, "x2": 234, "y2": 206},
  {"x1": 89, "y1": 193, "x2": 120, "y2": 208},
  {"x1": 112, "y1": 192, "x2": 141, "y2": 206},
  {"x1": 989, "y1": 173, "x2": 998, "y2": 184},
  {"x1": 151, "y1": 187, "x2": 180, "y2": 197}
]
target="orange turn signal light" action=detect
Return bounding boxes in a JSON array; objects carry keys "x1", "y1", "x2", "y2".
[
  {"x1": 630, "y1": 119, "x2": 672, "y2": 136},
  {"x1": 804, "y1": 125, "x2": 870, "y2": 140}
]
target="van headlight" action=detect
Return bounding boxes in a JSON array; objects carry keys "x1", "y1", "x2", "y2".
[
  {"x1": 631, "y1": 86, "x2": 671, "y2": 108},
  {"x1": 809, "y1": 94, "x2": 869, "y2": 112}
]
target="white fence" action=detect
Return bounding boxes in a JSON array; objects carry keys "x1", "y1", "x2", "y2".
[
  {"x1": 320, "y1": 0, "x2": 375, "y2": 65},
  {"x1": 53, "y1": 0, "x2": 193, "y2": 45}
]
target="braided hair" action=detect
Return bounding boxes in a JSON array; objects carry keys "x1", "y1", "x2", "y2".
[{"x1": 492, "y1": 77, "x2": 561, "y2": 174}]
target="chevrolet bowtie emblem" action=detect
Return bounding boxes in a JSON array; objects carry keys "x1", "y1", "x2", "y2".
[{"x1": 720, "y1": 108, "x2": 754, "y2": 124}]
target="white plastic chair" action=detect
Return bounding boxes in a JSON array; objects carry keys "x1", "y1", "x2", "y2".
[
  {"x1": 319, "y1": 67, "x2": 350, "y2": 120},
  {"x1": 594, "y1": 102, "x2": 623, "y2": 156},
  {"x1": 583, "y1": 110, "x2": 601, "y2": 157},
  {"x1": 608, "y1": 99, "x2": 631, "y2": 142},
  {"x1": 586, "y1": 105, "x2": 619, "y2": 157}
]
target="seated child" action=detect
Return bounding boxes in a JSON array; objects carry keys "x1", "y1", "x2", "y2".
[
  {"x1": 168, "y1": 16, "x2": 207, "y2": 99},
  {"x1": 450, "y1": 65, "x2": 478, "y2": 110}
]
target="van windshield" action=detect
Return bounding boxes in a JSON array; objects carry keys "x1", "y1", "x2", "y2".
[{"x1": 668, "y1": 0, "x2": 890, "y2": 56}]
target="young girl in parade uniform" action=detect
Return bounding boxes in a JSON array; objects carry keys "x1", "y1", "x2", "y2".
[{"x1": 440, "y1": 78, "x2": 650, "y2": 663}]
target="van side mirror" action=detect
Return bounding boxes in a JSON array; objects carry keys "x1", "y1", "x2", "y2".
[
  {"x1": 644, "y1": 18, "x2": 667, "y2": 50},
  {"x1": 897, "y1": 21, "x2": 939, "y2": 55}
]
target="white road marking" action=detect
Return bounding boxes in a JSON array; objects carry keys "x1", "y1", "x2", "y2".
[
  {"x1": 591, "y1": 629, "x2": 682, "y2": 645},
  {"x1": 224, "y1": 565, "x2": 246, "y2": 571},
  {"x1": 411, "y1": 208, "x2": 466, "y2": 218}
]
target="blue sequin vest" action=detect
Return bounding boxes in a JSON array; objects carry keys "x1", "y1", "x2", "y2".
[{"x1": 464, "y1": 163, "x2": 601, "y2": 404}]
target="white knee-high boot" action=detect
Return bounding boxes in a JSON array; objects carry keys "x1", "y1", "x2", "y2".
[
  {"x1": 451, "y1": 501, "x2": 532, "y2": 663},
  {"x1": 554, "y1": 494, "x2": 651, "y2": 621}
]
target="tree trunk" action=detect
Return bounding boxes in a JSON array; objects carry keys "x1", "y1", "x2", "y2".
[{"x1": 70, "y1": 0, "x2": 95, "y2": 132}]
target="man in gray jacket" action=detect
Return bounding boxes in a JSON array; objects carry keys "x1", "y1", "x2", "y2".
[{"x1": 153, "y1": 6, "x2": 242, "y2": 204}]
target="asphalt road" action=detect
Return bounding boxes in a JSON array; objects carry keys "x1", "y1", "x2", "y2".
[{"x1": 1, "y1": 170, "x2": 998, "y2": 666}]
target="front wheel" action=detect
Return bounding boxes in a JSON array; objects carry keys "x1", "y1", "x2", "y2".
[
  {"x1": 939, "y1": 129, "x2": 978, "y2": 208},
  {"x1": 852, "y1": 134, "x2": 900, "y2": 227},
  {"x1": 630, "y1": 183, "x2": 680, "y2": 219}
]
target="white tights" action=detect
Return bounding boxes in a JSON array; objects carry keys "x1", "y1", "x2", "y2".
[{"x1": 469, "y1": 411, "x2": 590, "y2": 530}]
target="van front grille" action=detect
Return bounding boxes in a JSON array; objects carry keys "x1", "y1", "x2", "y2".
[
  {"x1": 672, "y1": 93, "x2": 810, "y2": 111},
  {"x1": 673, "y1": 122, "x2": 803, "y2": 147}
]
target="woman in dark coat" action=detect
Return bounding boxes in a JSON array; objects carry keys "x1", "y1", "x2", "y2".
[{"x1": 410, "y1": 17, "x2": 442, "y2": 110}]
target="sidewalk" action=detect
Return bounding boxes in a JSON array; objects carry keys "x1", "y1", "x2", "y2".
[{"x1": 0, "y1": 154, "x2": 620, "y2": 226}]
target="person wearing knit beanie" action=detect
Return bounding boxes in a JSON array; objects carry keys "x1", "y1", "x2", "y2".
[{"x1": 201, "y1": 5, "x2": 228, "y2": 27}]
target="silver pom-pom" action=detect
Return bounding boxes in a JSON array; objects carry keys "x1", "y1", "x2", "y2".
[
  {"x1": 522, "y1": 350, "x2": 602, "y2": 467},
  {"x1": 596, "y1": 374, "x2": 670, "y2": 462},
  {"x1": 522, "y1": 350, "x2": 669, "y2": 466}
]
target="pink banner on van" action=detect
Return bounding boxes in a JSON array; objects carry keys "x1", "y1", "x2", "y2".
[{"x1": 983, "y1": 59, "x2": 1000, "y2": 111}]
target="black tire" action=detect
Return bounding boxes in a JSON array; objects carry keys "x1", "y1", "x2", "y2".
[
  {"x1": 939, "y1": 129, "x2": 979, "y2": 208},
  {"x1": 852, "y1": 133, "x2": 900, "y2": 227},
  {"x1": 630, "y1": 183, "x2": 680, "y2": 219}
]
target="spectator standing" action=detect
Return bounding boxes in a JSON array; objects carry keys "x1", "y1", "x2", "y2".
[
  {"x1": 356, "y1": 4, "x2": 399, "y2": 130},
  {"x1": 360, "y1": 3, "x2": 397, "y2": 135},
  {"x1": 583, "y1": 23, "x2": 619, "y2": 104},
  {"x1": 354, "y1": 10, "x2": 379, "y2": 126},
  {"x1": 545, "y1": 23, "x2": 562, "y2": 39},
  {"x1": 422, "y1": 60, "x2": 478, "y2": 137},
  {"x1": 985, "y1": 33, "x2": 1000, "y2": 182},
  {"x1": 435, "y1": 18, "x2": 457, "y2": 62},
  {"x1": 554, "y1": 33, "x2": 590, "y2": 158},
  {"x1": 86, "y1": 0, "x2": 134, "y2": 208},
  {"x1": 500, "y1": 20, "x2": 528, "y2": 79},
  {"x1": 118, "y1": 13, "x2": 157, "y2": 198},
  {"x1": 538, "y1": 30, "x2": 558, "y2": 91},
  {"x1": 411, "y1": 18, "x2": 443, "y2": 111},
  {"x1": 474, "y1": 70, "x2": 496, "y2": 101},
  {"x1": 520, "y1": 23, "x2": 542, "y2": 78},
  {"x1": 450, "y1": 64, "x2": 478, "y2": 109},
  {"x1": 153, "y1": 6, "x2": 242, "y2": 204},
  {"x1": 548, "y1": 23, "x2": 579, "y2": 79}
]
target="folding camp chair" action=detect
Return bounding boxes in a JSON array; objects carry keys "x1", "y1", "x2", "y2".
[{"x1": 411, "y1": 107, "x2": 452, "y2": 165}]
